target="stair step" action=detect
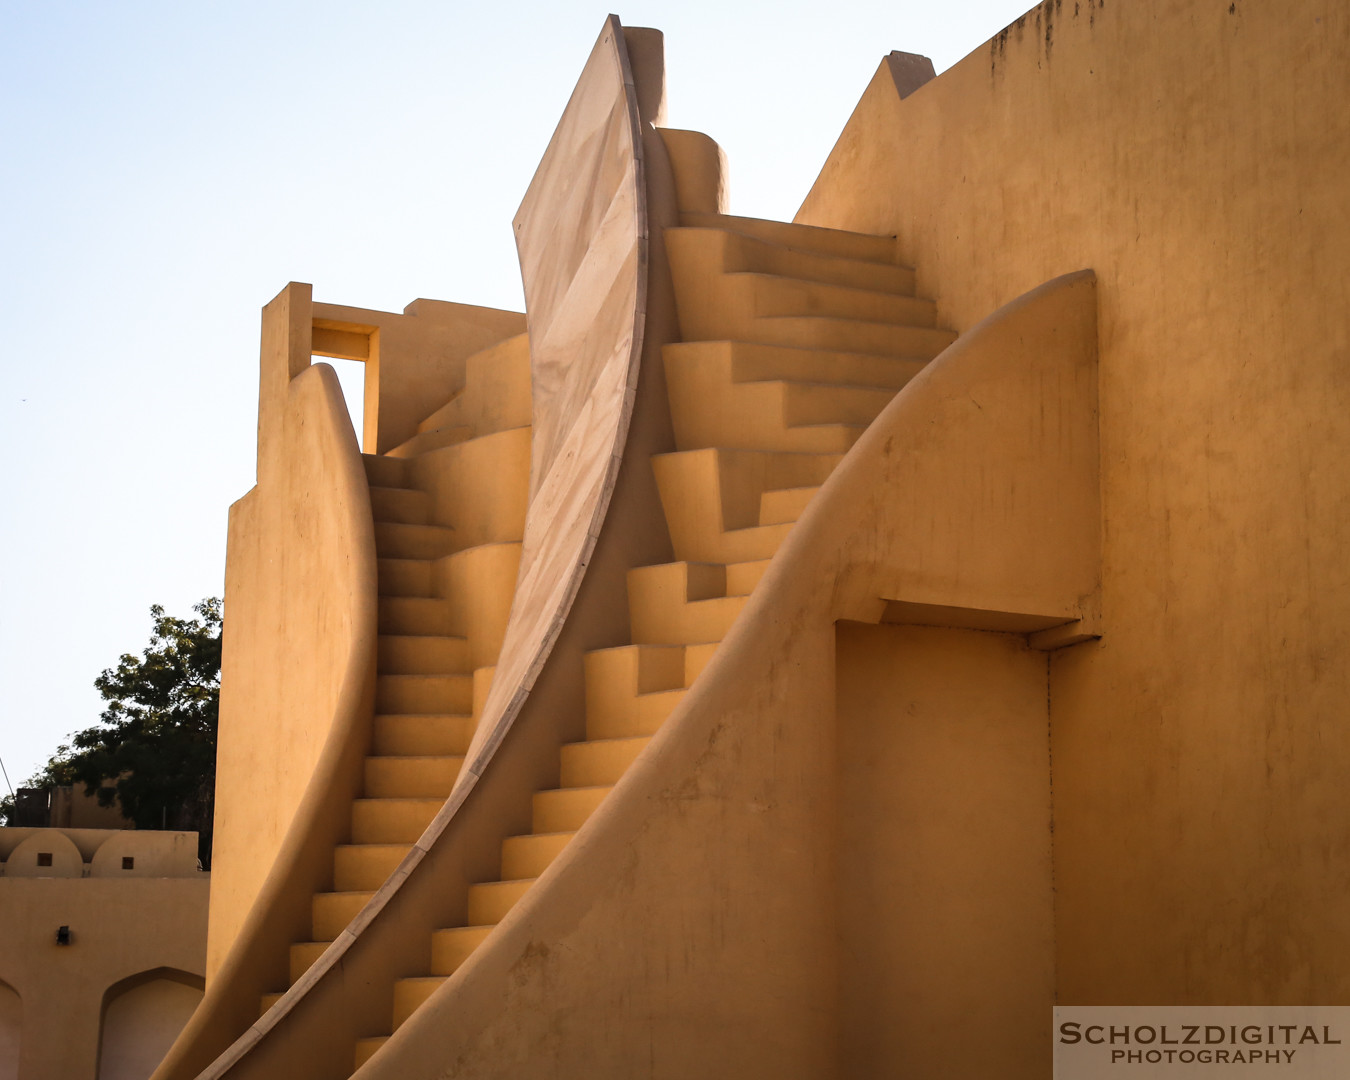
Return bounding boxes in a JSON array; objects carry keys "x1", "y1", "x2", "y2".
[
  {"x1": 354, "y1": 1037, "x2": 387, "y2": 1070},
  {"x1": 416, "y1": 333, "x2": 532, "y2": 437},
  {"x1": 362, "y1": 454, "x2": 407, "y2": 488},
  {"x1": 725, "y1": 559, "x2": 772, "y2": 596},
  {"x1": 625, "y1": 561, "x2": 722, "y2": 607},
  {"x1": 377, "y1": 557, "x2": 432, "y2": 597},
  {"x1": 665, "y1": 340, "x2": 926, "y2": 392},
  {"x1": 753, "y1": 315, "x2": 956, "y2": 359},
  {"x1": 351, "y1": 798, "x2": 442, "y2": 844},
  {"x1": 467, "y1": 878, "x2": 535, "y2": 925},
  {"x1": 378, "y1": 596, "x2": 455, "y2": 636},
  {"x1": 334, "y1": 843, "x2": 410, "y2": 891},
  {"x1": 650, "y1": 448, "x2": 840, "y2": 562},
  {"x1": 712, "y1": 521, "x2": 800, "y2": 563},
  {"x1": 392, "y1": 975, "x2": 445, "y2": 1028},
  {"x1": 371, "y1": 713, "x2": 473, "y2": 756},
  {"x1": 632, "y1": 593, "x2": 748, "y2": 646},
  {"x1": 376, "y1": 673, "x2": 473, "y2": 714},
  {"x1": 586, "y1": 689, "x2": 684, "y2": 740},
  {"x1": 289, "y1": 940, "x2": 330, "y2": 985},
  {"x1": 628, "y1": 560, "x2": 727, "y2": 603},
  {"x1": 666, "y1": 364, "x2": 869, "y2": 451},
  {"x1": 399, "y1": 431, "x2": 531, "y2": 555},
  {"x1": 387, "y1": 424, "x2": 475, "y2": 460},
  {"x1": 377, "y1": 634, "x2": 471, "y2": 675},
  {"x1": 416, "y1": 390, "x2": 465, "y2": 436},
  {"x1": 369, "y1": 485, "x2": 429, "y2": 525},
  {"x1": 560, "y1": 736, "x2": 652, "y2": 787},
  {"x1": 627, "y1": 563, "x2": 750, "y2": 645},
  {"x1": 680, "y1": 212, "x2": 898, "y2": 263},
  {"x1": 759, "y1": 486, "x2": 818, "y2": 526},
  {"x1": 364, "y1": 754, "x2": 464, "y2": 798},
  {"x1": 259, "y1": 991, "x2": 285, "y2": 1018},
  {"x1": 532, "y1": 786, "x2": 612, "y2": 833},
  {"x1": 581, "y1": 651, "x2": 684, "y2": 745},
  {"x1": 679, "y1": 416, "x2": 863, "y2": 455},
  {"x1": 684, "y1": 642, "x2": 720, "y2": 684},
  {"x1": 777, "y1": 381, "x2": 897, "y2": 428},
  {"x1": 500, "y1": 831, "x2": 575, "y2": 880},
  {"x1": 583, "y1": 644, "x2": 686, "y2": 697},
  {"x1": 654, "y1": 446, "x2": 843, "y2": 525},
  {"x1": 741, "y1": 272, "x2": 936, "y2": 327},
  {"x1": 667, "y1": 226, "x2": 916, "y2": 293},
  {"x1": 311, "y1": 890, "x2": 373, "y2": 940},
  {"x1": 780, "y1": 423, "x2": 865, "y2": 455},
  {"x1": 373, "y1": 521, "x2": 457, "y2": 561},
  {"x1": 430, "y1": 924, "x2": 495, "y2": 975}
]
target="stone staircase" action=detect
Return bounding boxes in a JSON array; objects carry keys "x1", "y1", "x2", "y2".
[
  {"x1": 256, "y1": 333, "x2": 533, "y2": 1019},
  {"x1": 348, "y1": 210, "x2": 954, "y2": 1069}
]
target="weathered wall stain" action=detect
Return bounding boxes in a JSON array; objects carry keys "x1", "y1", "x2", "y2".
[{"x1": 991, "y1": 0, "x2": 1107, "y2": 78}]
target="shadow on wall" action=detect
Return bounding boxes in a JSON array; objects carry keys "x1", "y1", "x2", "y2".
[
  {"x1": 0, "y1": 979, "x2": 17, "y2": 1080},
  {"x1": 99, "y1": 969, "x2": 205, "y2": 1080}
]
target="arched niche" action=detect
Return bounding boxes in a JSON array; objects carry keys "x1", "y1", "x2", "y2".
[
  {"x1": 0, "y1": 978, "x2": 19, "y2": 1080},
  {"x1": 4, "y1": 830, "x2": 83, "y2": 877},
  {"x1": 97, "y1": 968, "x2": 204, "y2": 1080}
]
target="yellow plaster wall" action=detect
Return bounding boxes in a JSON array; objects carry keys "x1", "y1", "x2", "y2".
[
  {"x1": 799, "y1": 0, "x2": 1350, "y2": 1004},
  {"x1": 836, "y1": 621, "x2": 1054, "y2": 1079},
  {"x1": 0, "y1": 876, "x2": 208, "y2": 1080},
  {"x1": 208, "y1": 285, "x2": 377, "y2": 979}
]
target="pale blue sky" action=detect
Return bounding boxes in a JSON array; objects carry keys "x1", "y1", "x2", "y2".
[{"x1": 0, "y1": 0, "x2": 1033, "y2": 789}]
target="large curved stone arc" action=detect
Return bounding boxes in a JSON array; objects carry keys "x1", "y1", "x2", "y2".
[
  {"x1": 457, "y1": 14, "x2": 647, "y2": 777},
  {"x1": 147, "y1": 25, "x2": 653, "y2": 1079}
]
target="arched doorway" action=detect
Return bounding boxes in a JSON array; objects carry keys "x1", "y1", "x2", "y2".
[{"x1": 97, "y1": 968, "x2": 203, "y2": 1080}]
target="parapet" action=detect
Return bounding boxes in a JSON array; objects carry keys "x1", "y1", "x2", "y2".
[{"x1": 0, "y1": 827, "x2": 203, "y2": 878}]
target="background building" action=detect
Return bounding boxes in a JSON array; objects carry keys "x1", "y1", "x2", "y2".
[{"x1": 0, "y1": 829, "x2": 208, "y2": 1080}]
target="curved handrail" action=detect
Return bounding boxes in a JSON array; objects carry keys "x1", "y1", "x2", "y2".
[{"x1": 152, "y1": 360, "x2": 378, "y2": 1080}]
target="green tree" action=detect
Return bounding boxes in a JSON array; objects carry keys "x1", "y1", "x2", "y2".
[{"x1": 19, "y1": 599, "x2": 222, "y2": 864}]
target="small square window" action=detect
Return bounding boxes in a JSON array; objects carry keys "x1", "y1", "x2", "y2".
[
  {"x1": 37, "y1": 852, "x2": 52, "y2": 867},
  {"x1": 122, "y1": 856, "x2": 135, "y2": 870}
]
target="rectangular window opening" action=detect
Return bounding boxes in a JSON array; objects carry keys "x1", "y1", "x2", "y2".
[
  {"x1": 37, "y1": 852, "x2": 52, "y2": 866},
  {"x1": 122, "y1": 856, "x2": 135, "y2": 870},
  {"x1": 317, "y1": 356, "x2": 367, "y2": 451}
]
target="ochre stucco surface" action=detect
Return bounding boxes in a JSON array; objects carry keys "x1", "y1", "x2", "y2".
[
  {"x1": 0, "y1": 829, "x2": 208, "y2": 1080},
  {"x1": 148, "y1": 4, "x2": 1350, "y2": 1078},
  {"x1": 798, "y1": 0, "x2": 1350, "y2": 1006},
  {"x1": 208, "y1": 284, "x2": 378, "y2": 980},
  {"x1": 835, "y1": 621, "x2": 1054, "y2": 1078}
]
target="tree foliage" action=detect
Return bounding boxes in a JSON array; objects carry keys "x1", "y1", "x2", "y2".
[{"x1": 17, "y1": 599, "x2": 222, "y2": 861}]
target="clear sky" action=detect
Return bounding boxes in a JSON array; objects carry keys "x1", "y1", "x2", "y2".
[{"x1": 0, "y1": 0, "x2": 1034, "y2": 791}]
